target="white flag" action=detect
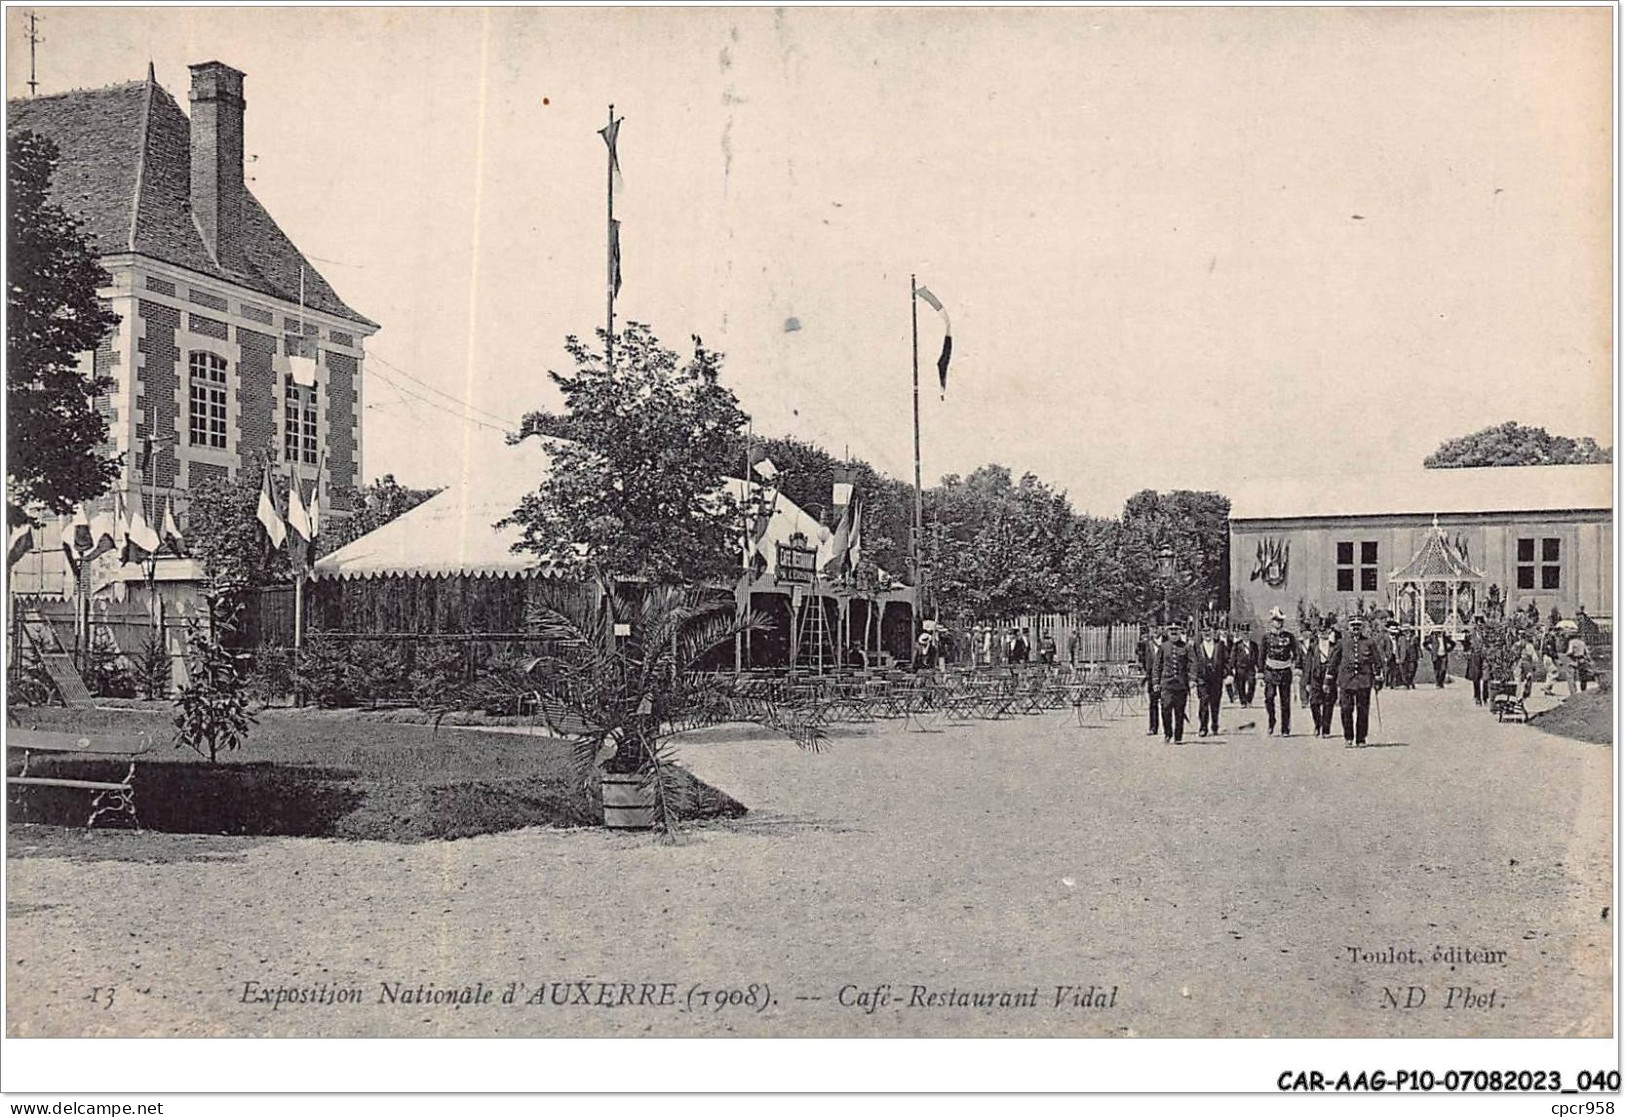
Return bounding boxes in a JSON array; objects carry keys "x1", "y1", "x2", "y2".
[{"x1": 753, "y1": 458, "x2": 778, "y2": 482}]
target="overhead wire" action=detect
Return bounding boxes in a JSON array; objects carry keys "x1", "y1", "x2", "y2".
[{"x1": 365, "y1": 350, "x2": 522, "y2": 430}]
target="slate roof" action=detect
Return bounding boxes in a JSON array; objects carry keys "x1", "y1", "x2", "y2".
[{"x1": 8, "y1": 76, "x2": 375, "y2": 328}]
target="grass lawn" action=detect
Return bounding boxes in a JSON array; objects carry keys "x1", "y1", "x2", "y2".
[
  {"x1": 1528, "y1": 688, "x2": 1615, "y2": 745},
  {"x1": 5, "y1": 705, "x2": 743, "y2": 840}
]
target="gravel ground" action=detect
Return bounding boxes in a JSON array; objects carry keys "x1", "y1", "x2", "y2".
[{"x1": 5, "y1": 682, "x2": 1611, "y2": 1038}]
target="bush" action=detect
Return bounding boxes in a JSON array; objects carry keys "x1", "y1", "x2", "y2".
[
  {"x1": 290, "y1": 637, "x2": 407, "y2": 708},
  {"x1": 84, "y1": 632, "x2": 135, "y2": 699},
  {"x1": 409, "y1": 642, "x2": 468, "y2": 711},
  {"x1": 134, "y1": 630, "x2": 172, "y2": 700},
  {"x1": 291, "y1": 637, "x2": 355, "y2": 707},
  {"x1": 245, "y1": 645, "x2": 294, "y2": 705}
]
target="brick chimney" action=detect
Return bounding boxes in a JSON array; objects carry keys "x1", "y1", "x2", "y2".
[{"x1": 188, "y1": 61, "x2": 246, "y2": 270}]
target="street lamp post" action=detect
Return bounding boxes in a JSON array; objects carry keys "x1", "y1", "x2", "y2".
[{"x1": 1158, "y1": 544, "x2": 1175, "y2": 628}]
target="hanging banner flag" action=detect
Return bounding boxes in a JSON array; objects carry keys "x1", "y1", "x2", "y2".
[
  {"x1": 752, "y1": 457, "x2": 779, "y2": 482},
  {"x1": 257, "y1": 467, "x2": 287, "y2": 548},
  {"x1": 846, "y1": 496, "x2": 863, "y2": 570},
  {"x1": 914, "y1": 285, "x2": 954, "y2": 399},
  {"x1": 609, "y1": 218, "x2": 623, "y2": 298},
  {"x1": 161, "y1": 496, "x2": 185, "y2": 556},
  {"x1": 9, "y1": 523, "x2": 34, "y2": 567}
]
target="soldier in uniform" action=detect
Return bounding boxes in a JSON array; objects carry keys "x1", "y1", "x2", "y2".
[
  {"x1": 1300, "y1": 616, "x2": 1340, "y2": 737},
  {"x1": 1259, "y1": 606, "x2": 1300, "y2": 737},
  {"x1": 1328, "y1": 613, "x2": 1384, "y2": 747},
  {"x1": 1156, "y1": 624, "x2": 1196, "y2": 744}
]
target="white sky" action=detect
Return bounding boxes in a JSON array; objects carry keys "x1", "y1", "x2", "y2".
[{"x1": 7, "y1": 6, "x2": 1614, "y2": 517}]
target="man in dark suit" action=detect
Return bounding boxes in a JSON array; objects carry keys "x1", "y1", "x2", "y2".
[
  {"x1": 1156, "y1": 625, "x2": 1196, "y2": 744},
  {"x1": 1425, "y1": 628, "x2": 1455, "y2": 687},
  {"x1": 1328, "y1": 613, "x2": 1384, "y2": 747},
  {"x1": 1301, "y1": 617, "x2": 1340, "y2": 737},
  {"x1": 1192, "y1": 623, "x2": 1228, "y2": 736},
  {"x1": 1228, "y1": 627, "x2": 1258, "y2": 706},
  {"x1": 1138, "y1": 625, "x2": 1163, "y2": 737}
]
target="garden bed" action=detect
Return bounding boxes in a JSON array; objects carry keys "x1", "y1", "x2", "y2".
[
  {"x1": 5, "y1": 706, "x2": 744, "y2": 840},
  {"x1": 1527, "y1": 689, "x2": 1614, "y2": 746}
]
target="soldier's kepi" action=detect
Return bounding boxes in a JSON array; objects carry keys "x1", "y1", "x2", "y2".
[{"x1": 1260, "y1": 606, "x2": 1300, "y2": 737}]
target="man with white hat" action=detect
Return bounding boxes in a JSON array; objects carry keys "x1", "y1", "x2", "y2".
[{"x1": 1259, "y1": 606, "x2": 1300, "y2": 737}]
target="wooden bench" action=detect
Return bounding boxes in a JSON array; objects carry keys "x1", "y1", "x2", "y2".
[{"x1": 7, "y1": 728, "x2": 155, "y2": 828}]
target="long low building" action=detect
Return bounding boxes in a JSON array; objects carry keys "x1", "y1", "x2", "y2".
[{"x1": 1227, "y1": 463, "x2": 1613, "y2": 632}]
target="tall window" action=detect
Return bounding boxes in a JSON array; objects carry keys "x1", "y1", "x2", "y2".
[
  {"x1": 188, "y1": 351, "x2": 228, "y2": 448},
  {"x1": 1336, "y1": 540, "x2": 1379, "y2": 592},
  {"x1": 1517, "y1": 537, "x2": 1561, "y2": 590},
  {"x1": 284, "y1": 378, "x2": 318, "y2": 464}
]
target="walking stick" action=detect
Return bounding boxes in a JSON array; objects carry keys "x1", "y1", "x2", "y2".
[{"x1": 1372, "y1": 684, "x2": 1383, "y2": 733}]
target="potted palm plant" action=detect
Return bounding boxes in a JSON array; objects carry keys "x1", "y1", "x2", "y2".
[{"x1": 519, "y1": 584, "x2": 823, "y2": 836}]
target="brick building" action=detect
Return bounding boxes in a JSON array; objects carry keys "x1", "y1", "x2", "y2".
[
  {"x1": 8, "y1": 61, "x2": 377, "y2": 599},
  {"x1": 1228, "y1": 464, "x2": 1613, "y2": 635}
]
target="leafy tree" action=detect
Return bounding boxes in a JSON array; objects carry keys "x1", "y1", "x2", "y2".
[
  {"x1": 1117, "y1": 489, "x2": 1232, "y2": 624},
  {"x1": 6, "y1": 131, "x2": 120, "y2": 526},
  {"x1": 184, "y1": 472, "x2": 291, "y2": 592},
  {"x1": 504, "y1": 323, "x2": 751, "y2": 587},
  {"x1": 927, "y1": 466, "x2": 1077, "y2": 621},
  {"x1": 323, "y1": 474, "x2": 441, "y2": 554},
  {"x1": 1425, "y1": 422, "x2": 1611, "y2": 468}
]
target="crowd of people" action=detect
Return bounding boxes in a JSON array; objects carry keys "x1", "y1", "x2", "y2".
[
  {"x1": 1133, "y1": 604, "x2": 1600, "y2": 747},
  {"x1": 903, "y1": 606, "x2": 1600, "y2": 736}
]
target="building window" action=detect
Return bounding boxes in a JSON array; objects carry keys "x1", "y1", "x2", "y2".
[
  {"x1": 284, "y1": 378, "x2": 318, "y2": 465},
  {"x1": 188, "y1": 351, "x2": 228, "y2": 448},
  {"x1": 1336, "y1": 541, "x2": 1379, "y2": 593},
  {"x1": 1518, "y1": 537, "x2": 1561, "y2": 590}
]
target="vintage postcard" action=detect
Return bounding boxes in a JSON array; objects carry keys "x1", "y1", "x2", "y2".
[{"x1": 2, "y1": 4, "x2": 1616, "y2": 1097}]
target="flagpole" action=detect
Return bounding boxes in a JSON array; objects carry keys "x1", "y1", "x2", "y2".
[
  {"x1": 910, "y1": 272, "x2": 923, "y2": 630},
  {"x1": 606, "y1": 103, "x2": 616, "y2": 373}
]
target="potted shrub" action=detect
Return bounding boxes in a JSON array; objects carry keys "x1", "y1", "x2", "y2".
[{"x1": 516, "y1": 584, "x2": 822, "y2": 836}]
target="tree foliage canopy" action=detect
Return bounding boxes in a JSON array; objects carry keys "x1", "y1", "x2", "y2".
[
  {"x1": 505, "y1": 323, "x2": 750, "y2": 587},
  {"x1": 185, "y1": 473, "x2": 291, "y2": 592},
  {"x1": 324, "y1": 474, "x2": 441, "y2": 554},
  {"x1": 6, "y1": 130, "x2": 120, "y2": 525},
  {"x1": 1424, "y1": 422, "x2": 1611, "y2": 469}
]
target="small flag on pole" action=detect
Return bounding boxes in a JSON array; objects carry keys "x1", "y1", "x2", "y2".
[
  {"x1": 914, "y1": 285, "x2": 954, "y2": 399},
  {"x1": 125, "y1": 500, "x2": 161, "y2": 561},
  {"x1": 288, "y1": 477, "x2": 313, "y2": 543},
  {"x1": 752, "y1": 457, "x2": 778, "y2": 482},
  {"x1": 161, "y1": 496, "x2": 184, "y2": 556},
  {"x1": 309, "y1": 453, "x2": 324, "y2": 539},
  {"x1": 599, "y1": 114, "x2": 623, "y2": 190},
  {"x1": 609, "y1": 218, "x2": 623, "y2": 298},
  {"x1": 257, "y1": 467, "x2": 286, "y2": 548}
]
